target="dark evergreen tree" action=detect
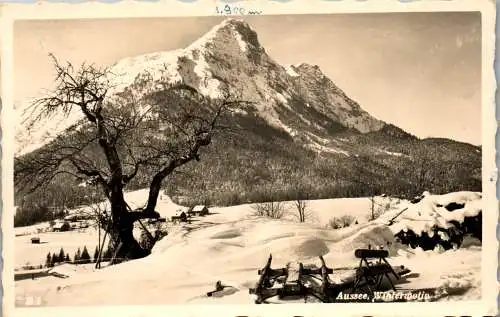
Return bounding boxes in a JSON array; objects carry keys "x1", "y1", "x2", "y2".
[
  {"x1": 74, "y1": 248, "x2": 81, "y2": 264},
  {"x1": 65, "y1": 253, "x2": 70, "y2": 263},
  {"x1": 81, "y1": 246, "x2": 91, "y2": 264},
  {"x1": 52, "y1": 252, "x2": 59, "y2": 264},
  {"x1": 58, "y1": 248, "x2": 65, "y2": 262},
  {"x1": 45, "y1": 253, "x2": 52, "y2": 268}
]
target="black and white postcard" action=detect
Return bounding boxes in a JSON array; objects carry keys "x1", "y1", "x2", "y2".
[{"x1": 1, "y1": 1, "x2": 497, "y2": 316}]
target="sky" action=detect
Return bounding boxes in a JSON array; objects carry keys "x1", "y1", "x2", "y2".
[{"x1": 14, "y1": 12, "x2": 482, "y2": 145}]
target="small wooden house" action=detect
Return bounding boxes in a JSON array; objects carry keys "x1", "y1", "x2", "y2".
[
  {"x1": 53, "y1": 221, "x2": 70, "y2": 232},
  {"x1": 171, "y1": 211, "x2": 187, "y2": 223},
  {"x1": 188, "y1": 205, "x2": 209, "y2": 217},
  {"x1": 30, "y1": 237, "x2": 40, "y2": 244}
]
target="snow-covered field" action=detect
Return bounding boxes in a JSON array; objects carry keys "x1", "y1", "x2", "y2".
[
  {"x1": 15, "y1": 229, "x2": 101, "y2": 270},
  {"x1": 14, "y1": 190, "x2": 482, "y2": 306}
]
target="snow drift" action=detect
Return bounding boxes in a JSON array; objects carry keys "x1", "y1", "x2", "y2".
[
  {"x1": 15, "y1": 190, "x2": 482, "y2": 306},
  {"x1": 378, "y1": 191, "x2": 482, "y2": 251}
]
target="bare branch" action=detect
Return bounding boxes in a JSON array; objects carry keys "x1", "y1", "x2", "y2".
[{"x1": 16, "y1": 53, "x2": 253, "y2": 260}]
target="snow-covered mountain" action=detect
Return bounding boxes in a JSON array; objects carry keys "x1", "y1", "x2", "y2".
[
  {"x1": 17, "y1": 18, "x2": 386, "y2": 156},
  {"x1": 15, "y1": 18, "x2": 481, "y2": 211},
  {"x1": 108, "y1": 19, "x2": 385, "y2": 139}
]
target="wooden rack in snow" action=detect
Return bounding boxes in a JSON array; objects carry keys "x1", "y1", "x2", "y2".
[{"x1": 249, "y1": 248, "x2": 411, "y2": 304}]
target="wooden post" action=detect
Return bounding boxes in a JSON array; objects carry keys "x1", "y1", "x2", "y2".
[
  {"x1": 97, "y1": 218, "x2": 101, "y2": 268},
  {"x1": 95, "y1": 229, "x2": 108, "y2": 269}
]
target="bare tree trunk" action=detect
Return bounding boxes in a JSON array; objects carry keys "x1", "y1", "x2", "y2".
[
  {"x1": 107, "y1": 215, "x2": 148, "y2": 264},
  {"x1": 106, "y1": 181, "x2": 149, "y2": 262},
  {"x1": 371, "y1": 196, "x2": 375, "y2": 221}
]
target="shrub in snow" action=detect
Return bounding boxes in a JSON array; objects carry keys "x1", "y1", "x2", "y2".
[
  {"x1": 252, "y1": 201, "x2": 286, "y2": 219},
  {"x1": 394, "y1": 224, "x2": 466, "y2": 251},
  {"x1": 138, "y1": 221, "x2": 169, "y2": 252},
  {"x1": 390, "y1": 191, "x2": 482, "y2": 251},
  {"x1": 22, "y1": 262, "x2": 36, "y2": 270},
  {"x1": 138, "y1": 228, "x2": 155, "y2": 250},
  {"x1": 328, "y1": 215, "x2": 356, "y2": 229},
  {"x1": 327, "y1": 217, "x2": 341, "y2": 229}
]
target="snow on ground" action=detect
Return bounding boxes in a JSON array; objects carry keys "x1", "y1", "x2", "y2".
[
  {"x1": 234, "y1": 30, "x2": 248, "y2": 52},
  {"x1": 48, "y1": 263, "x2": 102, "y2": 278},
  {"x1": 285, "y1": 65, "x2": 299, "y2": 77},
  {"x1": 15, "y1": 222, "x2": 52, "y2": 237},
  {"x1": 275, "y1": 92, "x2": 290, "y2": 108},
  {"x1": 394, "y1": 244, "x2": 482, "y2": 301},
  {"x1": 15, "y1": 228, "x2": 101, "y2": 269},
  {"x1": 14, "y1": 190, "x2": 482, "y2": 306},
  {"x1": 381, "y1": 149, "x2": 405, "y2": 157},
  {"x1": 14, "y1": 190, "x2": 184, "y2": 269},
  {"x1": 308, "y1": 141, "x2": 351, "y2": 156},
  {"x1": 302, "y1": 132, "x2": 351, "y2": 156}
]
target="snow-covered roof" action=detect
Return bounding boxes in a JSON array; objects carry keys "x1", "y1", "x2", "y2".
[
  {"x1": 192, "y1": 205, "x2": 207, "y2": 211},
  {"x1": 53, "y1": 222, "x2": 69, "y2": 229}
]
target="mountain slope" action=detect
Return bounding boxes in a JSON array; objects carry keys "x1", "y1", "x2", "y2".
[
  {"x1": 14, "y1": 18, "x2": 481, "y2": 224},
  {"x1": 106, "y1": 19, "x2": 384, "y2": 148}
]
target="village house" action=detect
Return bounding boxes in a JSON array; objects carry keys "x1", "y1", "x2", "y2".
[
  {"x1": 52, "y1": 221, "x2": 70, "y2": 232},
  {"x1": 171, "y1": 211, "x2": 188, "y2": 223},
  {"x1": 187, "y1": 205, "x2": 209, "y2": 217}
]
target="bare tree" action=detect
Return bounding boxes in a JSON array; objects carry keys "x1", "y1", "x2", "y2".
[
  {"x1": 295, "y1": 199, "x2": 308, "y2": 222},
  {"x1": 369, "y1": 194, "x2": 376, "y2": 221},
  {"x1": 15, "y1": 54, "x2": 248, "y2": 262},
  {"x1": 77, "y1": 186, "x2": 112, "y2": 268},
  {"x1": 253, "y1": 201, "x2": 286, "y2": 219},
  {"x1": 293, "y1": 186, "x2": 311, "y2": 223}
]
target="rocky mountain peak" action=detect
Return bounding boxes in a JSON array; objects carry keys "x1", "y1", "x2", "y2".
[
  {"x1": 188, "y1": 18, "x2": 264, "y2": 56},
  {"x1": 17, "y1": 18, "x2": 389, "y2": 156}
]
